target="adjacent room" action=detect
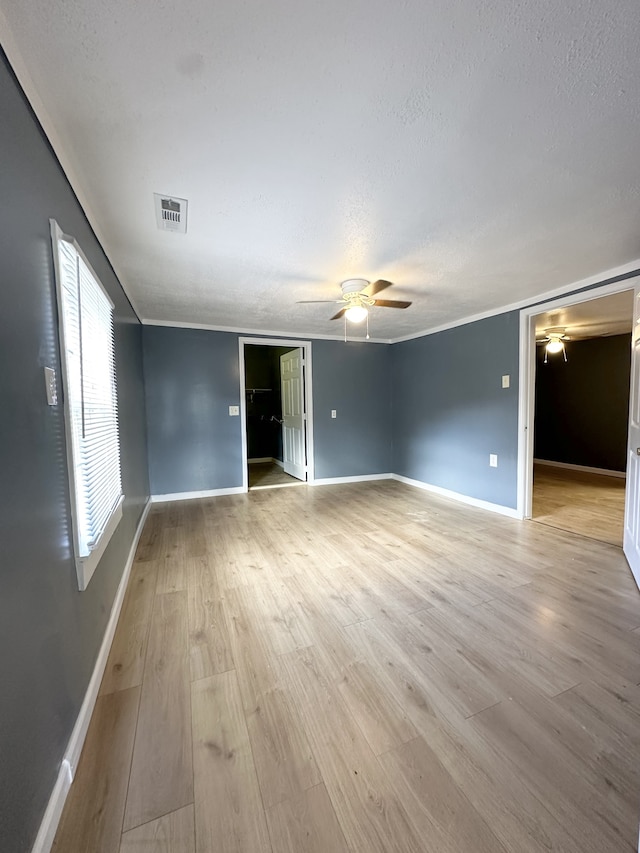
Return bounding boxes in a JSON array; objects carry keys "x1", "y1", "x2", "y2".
[
  {"x1": 531, "y1": 292, "x2": 634, "y2": 545},
  {"x1": 243, "y1": 343, "x2": 305, "y2": 489},
  {"x1": 2, "y1": 2, "x2": 640, "y2": 853}
]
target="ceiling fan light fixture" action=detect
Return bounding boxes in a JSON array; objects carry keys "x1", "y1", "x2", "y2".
[
  {"x1": 546, "y1": 339, "x2": 564, "y2": 354},
  {"x1": 345, "y1": 304, "x2": 368, "y2": 323}
]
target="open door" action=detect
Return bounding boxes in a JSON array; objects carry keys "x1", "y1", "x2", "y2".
[
  {"x1": 624, "y1": 288, "x2": 640, "y2": 590},
  {"x1": 280, "y1": 348, "x2": 307, "y2": 481}
]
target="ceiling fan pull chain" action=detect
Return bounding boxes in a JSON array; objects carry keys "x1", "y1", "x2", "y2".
[
  {"x1": 366, "y1": 312, "x2": 370, "y2": 340},
  {"x1": 344, "y1": 314, "x2": 347, "y2": 343}
]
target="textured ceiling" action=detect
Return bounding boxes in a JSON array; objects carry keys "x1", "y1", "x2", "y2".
[
  {"x1": 2, "y1": 0, "x2": 640, "y2": 341},
  {"x1": 534, "y1": 290, "x2": 634, "y2": 341}
]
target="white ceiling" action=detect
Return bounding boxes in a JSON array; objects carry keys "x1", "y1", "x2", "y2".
[
  {"x1": 534, "y1": 290, "x2": 634, "y2": 341},
  {"x1": 3, "y1": 0, "x2": 640, "y2": 341}
]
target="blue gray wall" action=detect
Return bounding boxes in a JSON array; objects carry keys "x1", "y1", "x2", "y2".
[
  {"x1": 392, "y1": 312, "x2": 520, "y2": 508},
  {"x1": 144, "y1": 318, "x2": 517, "y2": 502},
  {"x1": 143, "y1": 329, "x2": 392, "y2": 492},
  {"x1": 143, "y1": 327, "x2": 244, "y2": 494},
  {"x1": 0, "y1": 53, "x2": 149, "y2": 852},
  {"x1": 312, "y1": 340, "x2": 392, "y2": 479}
]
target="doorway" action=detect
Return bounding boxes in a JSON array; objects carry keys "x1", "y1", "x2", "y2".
[
  {"x1": 519, "y1": 284, "x2": 636, "y2": 546},
  {"x1": 238, "y1": 337, "x2": 314, "y2": 492}
]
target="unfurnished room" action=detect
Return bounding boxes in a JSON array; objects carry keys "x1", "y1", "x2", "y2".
[{"x1": 1, "y1": 2, "x2": 640, "y2": 852}]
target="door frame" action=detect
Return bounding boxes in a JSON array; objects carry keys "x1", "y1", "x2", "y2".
[
  {"x1": 238, "y1": 337, "x2": 315, "y2": 493},
  {"x1": 517, "y1": 277, "x2": 639, "y2": 519}
]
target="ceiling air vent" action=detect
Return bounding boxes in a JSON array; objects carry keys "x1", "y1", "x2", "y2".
[{"x1": 154, "y1": 193, "x2": 188, "y2": 234}]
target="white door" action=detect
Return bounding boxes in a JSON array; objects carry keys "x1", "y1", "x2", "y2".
[
  {"x1": 280, "y1": 348, "x2": 307, "y2": 481},
  {"x1": 624, "y1": 287, "x2": 640, "y2": 591}
]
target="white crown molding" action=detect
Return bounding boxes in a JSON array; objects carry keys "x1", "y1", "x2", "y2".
[
  {"x1": 388, "y1": 258, "x2": 640, "y2": 344},
  {"x1": 0, "y1": 19, "x2": 143, "y2": 322},
  {"x1": 141, "y1": 318, "x2": 391, "y2": 344}
]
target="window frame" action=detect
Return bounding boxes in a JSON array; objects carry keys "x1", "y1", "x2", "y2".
[{"x1": 50, "y1": 219, "x2": 124, "y2": 590}]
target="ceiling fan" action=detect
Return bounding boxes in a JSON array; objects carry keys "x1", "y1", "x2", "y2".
[
  {"x1": 297, "y1": 278, "x2": 411, "y2": 323},
  {"x1": 536, "y1": 327, "x2": 570, "y2": 362}
]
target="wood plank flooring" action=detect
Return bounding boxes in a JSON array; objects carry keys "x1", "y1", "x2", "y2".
[
  {"x1": 248, "y1": 461, "x2": 301, "y2": 490},
  {"x1": 532, "y1": 463, "x2": 626, "y2": 545},
  {"x1": 53, "y1": 480, "x2": 640, "y2": 852}
]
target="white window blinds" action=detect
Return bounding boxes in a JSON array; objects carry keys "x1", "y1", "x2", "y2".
[{"x1": 52, "y1": 222, "x2": 123, "y2": 584}]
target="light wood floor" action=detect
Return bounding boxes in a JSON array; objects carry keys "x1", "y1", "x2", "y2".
[
  {"x1": 533, "y1": 463, "x2": 626, "y2": 546},
  {"x1": 248, "y1": 462, "x2": 302, "y2": 489},
  {"x1": 53, "y1": 481, "x2": 640, "y2": 852}
]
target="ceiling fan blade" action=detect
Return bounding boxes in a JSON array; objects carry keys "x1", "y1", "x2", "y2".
[
  {"x1": 296, "y1": 299, "x2": 342, "y2": 304},
  {"x1": 330, "y1": 307, "x2": 347, "y2": 320},
  {"x1": 366, "y1": 279, "x2": 394, "y2": 296},
  {"x1": 374, "y1": 299, "x2": 412, "y2": 309}
]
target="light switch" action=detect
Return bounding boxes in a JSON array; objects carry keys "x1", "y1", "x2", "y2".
[
  {"x1": 44, "y1": 367, "x2": 58, "y2": 405},
  {"x1": 331, "y1": 410, "x2": 337, "y2": 418},
  {"x1": 229, "y1": 405, "x2": 239, "y2": 416},
  {"x1": 501, "y1": 374, "x2": 510, "y2": 389},
  {"x1": 489, "y1": 454, "x2": 498, "y2": 467}
]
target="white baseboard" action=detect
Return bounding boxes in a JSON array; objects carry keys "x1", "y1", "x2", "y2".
[
  {"x1": 248, "y1": 457, "x2": 273, "y2": 464},
  {"x1": 30, "y1": 761, "x2": 73, "y2": 853},
  {"x1": 153, "y1": 475, "x2": 521, "y2": 523},
  {"x1": 534, "y1": 458, "x2": 626, "y2": 479},
  {"x1": 151, "y1": 486, "x2": 244, "y2": 502},
  {"x1": 391, "y1": 474, "x2": 522, "y2": 519},
  {"x1": 31, "y1": 498, "x2": 151, "y2": 853},
  {"x1": 273, "y1": 458, "x2": 284, "y2": 469},
  {"x1": 311, "y1": 473, "x2": 393, "y2": 486}
]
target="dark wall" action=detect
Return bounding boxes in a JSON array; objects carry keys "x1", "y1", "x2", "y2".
[
  {"x1": 143, "y1": 329, "x2": 393, "y2": 491},
  {"x1": 0, "y1": 54, "x2": 149, "y2": 852},
  {"x1": 392, "y1": 312, "x2": 520, "y2": 508},
  {"x1": 535, "y1": 334, "x2": 631, "y2": 471}
]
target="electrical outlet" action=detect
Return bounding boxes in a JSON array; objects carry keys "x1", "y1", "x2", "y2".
[
  {"x1": 229, "y1": 405, "x2": 239, "y2": 416},
  {"x1": 502, "y1": 374, "x2": 510, "y2": 389},
  {"x1": 331, "y1": 410, "x2": 337, "y2": 418},
  {"x1": 489, "y1": 454, "x2": 498, "y2": 467}
]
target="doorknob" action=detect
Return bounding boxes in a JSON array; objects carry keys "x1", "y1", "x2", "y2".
[{"x1": 636, "y1": 448, "x2": 640, "y2": 456}]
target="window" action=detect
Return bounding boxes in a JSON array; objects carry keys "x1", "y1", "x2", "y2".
[{"x1": 51, "y1": 220, "x2": 123, "y2": 590}]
